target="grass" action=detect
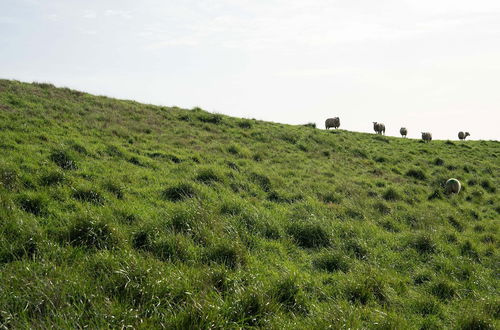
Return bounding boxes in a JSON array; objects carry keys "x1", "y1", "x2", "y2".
[{"x1": 0, "y1": 79, "x2": 499, "y2": 328}]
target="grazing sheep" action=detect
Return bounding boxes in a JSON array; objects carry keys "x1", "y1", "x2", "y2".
[
  {"x1": 458, "y1": 131, "x2": 470, "y2": 140},
  {"x1": 445, "y1": 178, "x2": 461, "y2": 194},
  {"x1": 421, "y1": 132, "x2": 432, "y2": 142},
  {"x1": 400, "y1": 127, "x2": 408, "y2": 138},
  {"x1": 373, "y1": 122, "x2": 386, "y2": 135},
  {"x1": 325, "y1": 117, "x2": 340, "y2": 129}
]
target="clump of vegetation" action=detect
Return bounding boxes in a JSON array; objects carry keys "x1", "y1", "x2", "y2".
[
  {"x1": 434, "y1": 158, "x2": 445, "y2": 166},
  {"x1": 161, "y1": 183, "x2": 196, "y2": 201},
  {"x1": 303, "y1": 122, "x2": 316, "y2": 128},
  {"x1": 249, "y1": 172, "x2": 272, "y2": 191},
  {"x1": 204, "y1": 243, "x2": 246, "y2": 269},
  {"x1": 382, "y1": 187, "x2": 401, "y2": 201},
  {"x1": 374, "y1": 201, "x2": 391, "y2": 214},
  {"x1": 103, "y1": 181, "x2": 124, "y2": 199},
  {"x1": 313, "y1": 251, "x2": 349, "y2": 272},
  {"x1": 270, "y1": 277, "x2": 308, "y2": 314},
  {"x1": 480, "y1": 179, "x2": 496, "y2": 193},
  {"x1": 345, "y1": 276, "x2": 387, "y2": 305},
  {"x1": 0, "y1": 167, "x2": 19, "y2": 190},
  {"x1": 49, "y1": 149, "x2": 78, "y2": 170},
  {"x1": 458, "y1": 315, "x2": 494, "y2": 330},
  {"x1": 237, "y1": 120, "x2": 253, "y2": 129},
  {"x1": 150, "y1": 234, "x2": 192, "y2": 262},
  {"x1": 0, "y1": 217, "x2": 40, "y2": 263},
  {"x1": 288, "y1": 222, "x2": 330, "y2": 248},
  {"x1": 67, "y1": 218, "x2": 118, "y2": 249},
  {"x1": 17, "y1": 194, "x2": 47, "y2": 216},
  {"x1": 39, "y1": 170, "x2": 65, "y2": 186},
  {"x1": 72, "y1": 188, "x2": 105, "y2": 205},
  {"x1": 227, "y1": 145, "x2": 240, "y2": 155},
  {"x1": 430, "y1": 280, "x2": 456, "y2": 300},
  {"x1": 195, "y1": 168, "x2": 223, "y2": 184},
  {"x1": 412, "y1": 234, "x2": 437, "y2": 254},
  {"x1": 197, "y1": 113, "x2": 223, "y2": 124},
  {"x1": 406, "y1": 168, "x2": 427, "y2": 181}
]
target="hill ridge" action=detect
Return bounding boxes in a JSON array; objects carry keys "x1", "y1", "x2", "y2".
[{"x1": 0, "y1": 79, "x2": 498, "y2": 328}]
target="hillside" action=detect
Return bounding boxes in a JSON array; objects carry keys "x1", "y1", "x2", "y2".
[{"x1": 0, "y1": 79, "x2": 498, "y2": 329}]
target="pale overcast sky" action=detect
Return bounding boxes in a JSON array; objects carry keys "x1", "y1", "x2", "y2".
[{"x1": 1, "y1": 0, "x2": 499, "y2": 140}]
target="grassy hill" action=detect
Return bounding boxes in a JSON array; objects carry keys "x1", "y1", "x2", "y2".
[{"x1": 0, "y1": 79, "x2": 498, "y2": 329}]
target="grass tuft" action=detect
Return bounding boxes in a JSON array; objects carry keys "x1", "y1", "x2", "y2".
[
  {"x1": 204, "y1": 243, "x2": 246, "y2": 269},
  {"x1": 49, "y1": 149, "x2": 78, "y2": 170},
  {"x1": 161, "y1": 183, "x2": 196, "y2": 201},
  {"x1": 72, "y1": 188, "x2": 105, "y2": 205},
  {"x1": 313, "y1": 251, "x2": 349, "y2": 272},
  {"x1": 68, "y1": 218, "x2": 118, "y2": 249},
  {"x1": 288, "y1": 222, "x2": 330, "y2": 248},
  {"x1": 406, "y1": 168, "x2": 427, "y2": 181}
]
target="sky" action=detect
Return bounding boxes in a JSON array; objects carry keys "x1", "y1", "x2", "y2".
[{"x1": 1, "y1": 0, "x2": 499, "y2": 140}]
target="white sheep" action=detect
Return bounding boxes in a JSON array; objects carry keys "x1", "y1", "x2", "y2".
[
  {"x1": 373, "y1": 122, "x2": 385, "y2": 135},
  {"x1": 421, "y1": 132, "x2": 432, "y2": 142},
  {"x1": 458, "y1": 132, "x2": 470, "y2": 140},
  {"x1": 445, "y1": 178, "x2": 461, "y2": 194},
  {"x1": 325, "y1": 117, "x2": 340, "y2": 129},
  {"x1": 400, "y1": 127, "x2": 407, "y2": 138}
]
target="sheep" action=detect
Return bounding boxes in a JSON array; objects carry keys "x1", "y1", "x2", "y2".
[
  {"x1": 325, "y1": 117, "x2": 340, "y2": 129},
  {"x1": 421, "y1": 132, "x2": 432, "y2": 142},
  {"x1": 445, "y1": 178, "x2": 461, "y2": 194},
  {"x1": 400, "y1": 127, "x2": 408, "y2": 138},
  {"x1": 458, "y1": 131, "x2": 470, "y2": 140},
  {"x1": 373, "y1": 122, "x2": 385, "y2": 135}
]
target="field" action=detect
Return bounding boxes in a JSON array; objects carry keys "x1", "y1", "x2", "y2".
[{"x1": 0, "y1": 79, "x2": 498, "y2": 328}]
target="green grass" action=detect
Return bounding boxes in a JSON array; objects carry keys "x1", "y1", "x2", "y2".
[{"x1": 0, "y1": 79, "x2": 499, "y2": 328}]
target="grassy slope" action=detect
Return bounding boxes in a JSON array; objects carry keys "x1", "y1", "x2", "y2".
[{"x1": 0, "y1": 79, "x2": 498, "y2": 329}]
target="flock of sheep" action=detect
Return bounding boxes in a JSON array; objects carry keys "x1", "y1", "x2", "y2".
[
  {"x1": 325, "y1": 117, "x2": 470, "y2": 142},
  {"x1": 325, "y1": 117, "x2": 466, "y2": 195}
]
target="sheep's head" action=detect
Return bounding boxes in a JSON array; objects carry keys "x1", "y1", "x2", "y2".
[{"x1": 465, "y1": 132, "x2": 470, "y2": 137}]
